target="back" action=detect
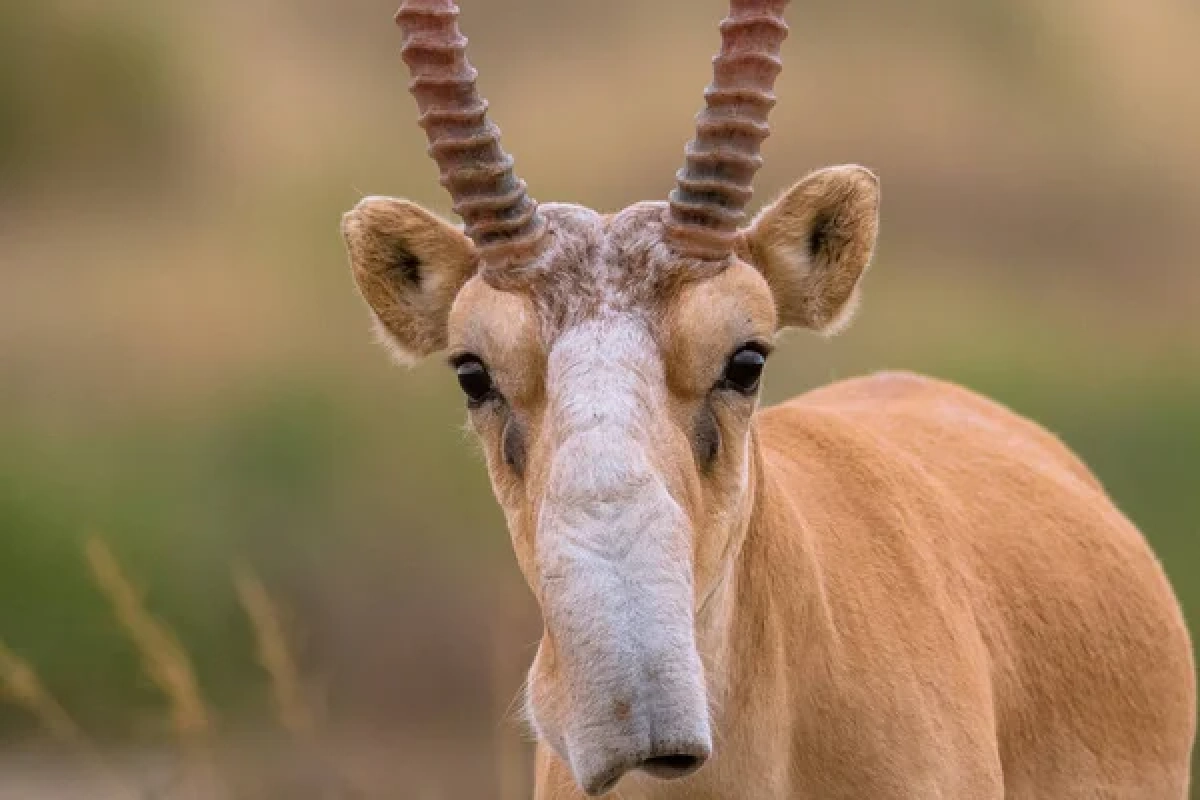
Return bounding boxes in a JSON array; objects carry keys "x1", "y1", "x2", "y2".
[{"x1": 757, "y1": 371, "x2": 1195, "y2": 797}]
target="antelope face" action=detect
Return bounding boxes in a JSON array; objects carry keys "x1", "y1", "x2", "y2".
[{"x1": 341, "y1": 0, "x2": 878, "y2": 795}]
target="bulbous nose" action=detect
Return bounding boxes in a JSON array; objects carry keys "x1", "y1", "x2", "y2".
[{"x1": 577, "y1": 732, "x2": 712, "y2": 796}]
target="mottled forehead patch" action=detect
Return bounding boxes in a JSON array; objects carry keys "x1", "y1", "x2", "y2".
[{"x1": 484, "y1": 202, "x2": 725, "y2": 337}]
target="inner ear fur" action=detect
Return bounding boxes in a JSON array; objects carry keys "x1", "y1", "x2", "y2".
[
  {"x1": 341, "y1": 196, "x2": 479, "y2": 362},
  {"x1": 742, "y1": 165, "x2": 880, "y2": 335}
]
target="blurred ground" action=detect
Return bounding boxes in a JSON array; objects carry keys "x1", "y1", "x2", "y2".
[{"x1": 1, "y1": 0, "x2": 1198, "y2": 796}]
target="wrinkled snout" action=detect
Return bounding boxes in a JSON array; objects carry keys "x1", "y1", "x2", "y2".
[
  {"x1": 531, "y1": 428, "x2": 712, "y2": 795},
  {"x1": 531, "y1": 610, "x2": 713, "y2": 797},
  {"x1": 570, "y1": 707, "x2": 712, "y2": 796}
]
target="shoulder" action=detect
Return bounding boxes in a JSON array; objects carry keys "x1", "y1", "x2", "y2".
[
  {"x1": 757, "y1": 371, "x2": 1104, "y2": 494},
  {"x1": 786, "y1": 370, "x2": 979, "y2": 410},
  {"x1": 759, "y1": 370, "x2": 1006, "y2": 438}
]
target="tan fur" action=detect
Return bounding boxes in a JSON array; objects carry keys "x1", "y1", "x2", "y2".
[
  {"x1": 744, "y1": 165, "x2": 880, "y2": 334},
  {"x1": 342, "y1": 165, "x2": 1195, "y2": 798},
  {"x1": 341, "y1": 196, "x2": 477, "y2": 362}
]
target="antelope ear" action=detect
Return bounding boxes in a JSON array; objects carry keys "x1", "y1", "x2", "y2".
[
  {"x1": 743, "y1": 165, "x2": 880, "y2": 335},
  {"x1": 342, "y1": 196, "x2": 479, "y2": 363}
]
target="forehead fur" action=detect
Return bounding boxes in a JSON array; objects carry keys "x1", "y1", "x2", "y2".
[{"x1": 484, "y1": 202, "x2": 727, "y2": 335}]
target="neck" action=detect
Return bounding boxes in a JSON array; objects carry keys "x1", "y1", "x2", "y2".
[{"x1": 695, "y1": 422, "x2": 830, "y2": 737}]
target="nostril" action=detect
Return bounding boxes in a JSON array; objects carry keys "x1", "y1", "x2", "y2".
[
  {"x1": 638, "y1": 753, "x2": 704, "y2": 780},
  {"x1": 581, "y1": 750, "x2": 707, "y2": 795}
]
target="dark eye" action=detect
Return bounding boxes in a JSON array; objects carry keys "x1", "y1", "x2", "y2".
[
  {"x1": 719, "y1": 344, "x2": 768, "y2": 395},
  {"x1": 454, "y1": 356, "x2": 494, "y2": 407}
]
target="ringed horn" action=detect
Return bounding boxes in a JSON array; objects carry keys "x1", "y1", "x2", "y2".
[
  {"x1": 665, "y1": 0, "x2": 791, "y2": 261},
  {"x1": 395, "y1": 0, "x2": 546, "y2": 266}
]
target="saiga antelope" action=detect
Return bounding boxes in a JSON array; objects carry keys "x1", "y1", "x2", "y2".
[{"x1": 339, "y1": 0, "x2": 1196, "y2": 796}]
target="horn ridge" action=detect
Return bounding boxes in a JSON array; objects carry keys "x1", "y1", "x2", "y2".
[
  {"x1": 396, "y1": 0, "x2": 545, "y2": 265},
  {"x1": 665, "y1": 0, "x2": 791, "y2": 261}
]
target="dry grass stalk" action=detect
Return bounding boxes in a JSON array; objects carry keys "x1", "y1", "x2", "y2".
[
  {"x1": 85, "y1": 537, "x2": 220, "y2": 798},
  {"x1": 231, "y1": 561, "x2": 316, "y2": 739},
  {"x1": 0, "y1": 640, "x2": 83, "y2": 743},
  {"x1": 233, "y1": 561, "x2": 372, "y2": 798},
  {"x1": 0, "y1": 639, "x2": 136, "y2": 797}
]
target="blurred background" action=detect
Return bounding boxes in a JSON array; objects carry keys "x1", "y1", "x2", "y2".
[{"x1": 1, "y1": 0, "x2": 1197, "y2": 796}]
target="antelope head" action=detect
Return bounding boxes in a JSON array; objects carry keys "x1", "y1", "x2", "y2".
[{"x1": 342, "y1": 0, "x2": 879, "y2": 794}]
